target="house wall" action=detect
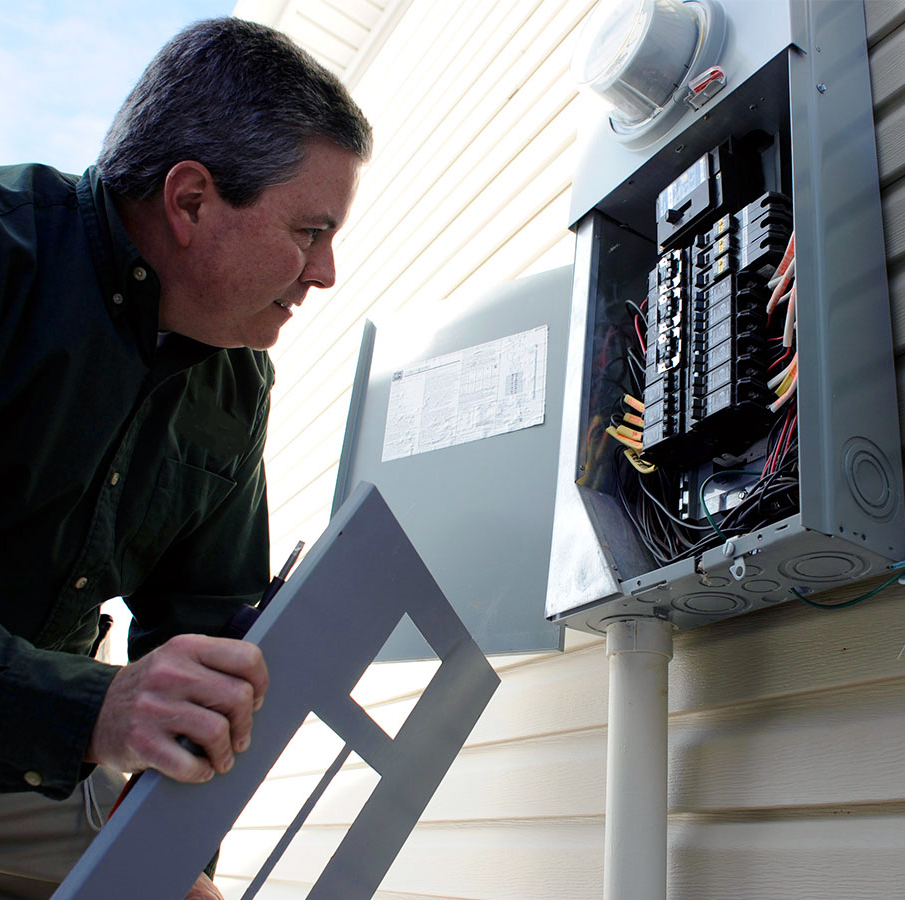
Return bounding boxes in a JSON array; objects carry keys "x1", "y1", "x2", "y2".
[{"x1": 217, "y1": 1, "x2": 905, "y2": 897}]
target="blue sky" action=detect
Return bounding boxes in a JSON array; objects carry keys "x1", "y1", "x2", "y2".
[{"x1": 1, "y1": 0, "x2": 236, "y2": 174}]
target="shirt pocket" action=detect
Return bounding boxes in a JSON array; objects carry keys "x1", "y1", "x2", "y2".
[{"x1": 120, "y1": 457, "x2": 236, "y2": 592}]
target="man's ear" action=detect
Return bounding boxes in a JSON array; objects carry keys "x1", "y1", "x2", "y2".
[{"x1": 163, "y1": 161, "x2": 219, "y2": 248}]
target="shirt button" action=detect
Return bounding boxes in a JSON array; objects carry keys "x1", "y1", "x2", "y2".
[
  {"x1": 24, "y1": 771, "x2": 43, "y2": 787},
  {"x1": 132, "y1": 266, "x2": 147, "y2": 282},
  {"x1": 112, "y1": 293, "x2": 124, "y2": 305},
  {"x1": 74, "y1": 576, "x2": 89, "y2": 590},
  {"x1": 109, "y1": 472, "x2": 121, "y2": 486}
]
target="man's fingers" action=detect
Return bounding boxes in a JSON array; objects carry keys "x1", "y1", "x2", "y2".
[
  {"x1": 174, "y1": 703, "x2": 237, "y2": 774},
  {"x1": 184, "y1": 669, "x2": 257, "y2": 755},
  {"x1": 184, "y1": 873, "x2": 225, "y2": 900},
  {"x1": 184, "y1": 635, "x2": 269, "y2": 707}
]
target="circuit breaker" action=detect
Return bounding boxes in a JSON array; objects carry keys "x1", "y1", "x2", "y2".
[{"x1": 546, "y1": 0, "x2": 905, "y2": 632}]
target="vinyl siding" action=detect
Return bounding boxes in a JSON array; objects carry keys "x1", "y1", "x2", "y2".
[{"x1": 217, "y1": 1, "x2": 905, "y2": 897}]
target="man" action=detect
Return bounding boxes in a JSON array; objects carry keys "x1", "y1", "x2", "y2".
[{"x1": 0, "y1": 16, "x2": 371, "y2": 899}]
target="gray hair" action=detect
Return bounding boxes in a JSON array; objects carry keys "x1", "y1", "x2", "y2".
[{"x1": 97, "y1": 17, "x2": 373, "y2": 206}]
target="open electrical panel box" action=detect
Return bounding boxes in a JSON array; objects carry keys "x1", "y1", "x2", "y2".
[{"x1": 545, "y1": 0, "x2": 905, "y2": 632}]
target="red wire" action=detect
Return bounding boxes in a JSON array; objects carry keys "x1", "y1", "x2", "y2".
[
  {"x1": 764, "y1": 407, "x2": 793, "y2": 475},
  {"x1": 634, "y1": 314, "x2": 646, "y2": 353},
  {"x1": 769, "y1": 347, "x2": 792, "y2": 372},
  {"x1": 107, "y1": 771, "x2": 141, "y2": 820},
  {"x1": 780, "y1": 410, "x2": 798, "y2": 464}
]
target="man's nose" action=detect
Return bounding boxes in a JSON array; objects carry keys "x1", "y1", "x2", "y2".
[{"x1": 302, "y1": 242, "x2": 336, "y2": 290}]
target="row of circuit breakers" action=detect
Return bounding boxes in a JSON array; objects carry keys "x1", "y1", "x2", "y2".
[{"x1": 642, "y1": 140, "x2": 791, "y2": 471}]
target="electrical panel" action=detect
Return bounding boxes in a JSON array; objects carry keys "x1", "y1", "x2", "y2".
[{"x1": 546, "y1": 0, "x2": 905, "y2": 632}]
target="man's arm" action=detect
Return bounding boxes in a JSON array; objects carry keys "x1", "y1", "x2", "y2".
[
  {"x1": 0, "y1": 628, "x2": 118, "y2": 798},
  {"x1": 86, "y1": 633, "x2": 267, "y2": 781}
]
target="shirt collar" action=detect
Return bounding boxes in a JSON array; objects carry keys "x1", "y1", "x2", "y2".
[{"x1": 76, "y1": 167, "x2": 219, "y2": 370}]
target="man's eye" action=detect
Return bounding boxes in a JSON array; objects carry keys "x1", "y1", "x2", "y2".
[{"x1": 300, "y1": 228, "x2": 321, "y2": 245}]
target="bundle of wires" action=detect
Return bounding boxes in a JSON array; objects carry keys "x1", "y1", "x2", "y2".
[
  {"x1": 604, "y1": 300, "x2": 658, "y2": 476},
  {"x1": 608, "y1": 233, "x2": 802, "y2": 565},
  {"x1": 766, "y1": 232, "x2": 797, "y2": 412},
  {"x1": 614, "y1": 451, "x2": 716, "y2": 565},
  {"x1": 614, "y1": 408, "x2": 801, "y2": 566}
]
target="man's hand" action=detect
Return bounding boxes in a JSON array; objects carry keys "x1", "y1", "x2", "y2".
[
  {"x1": 185, "y1": 873, "x2": 225, "y2": 900},
  {"x1": 86, "y1": 633, "x2": 269, "y2": 782}
]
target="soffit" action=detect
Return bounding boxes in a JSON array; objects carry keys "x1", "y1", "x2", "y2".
[{"x1": 233, "y1": 0, "x2": 411, "y2": 86}]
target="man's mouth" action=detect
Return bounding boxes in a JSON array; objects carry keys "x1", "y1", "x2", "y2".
[{"x1": 274, "y1": 300, "x2": 292, "y2": 310}]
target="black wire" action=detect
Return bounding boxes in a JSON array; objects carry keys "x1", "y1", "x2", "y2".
[
  {"x1": 626, "y1": 350, "x2": 645, "y2": 396},
  {"x1": 625, "y1": 299, "x2": 646, "y2": 321},
  {"x1": 615, "y1": 452, "x2": 673, "y2": 564},
  {"x1": 638, "y1": 476, "x2": 712, "y2": 531}
]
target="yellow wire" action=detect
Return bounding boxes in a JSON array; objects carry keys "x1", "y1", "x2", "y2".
[
  {"x1": 606, "y1": 425, "x2": 643, "y2": 450},
  {"x1": 623, "y1": 448, "x2": 657, "y2": 474}
]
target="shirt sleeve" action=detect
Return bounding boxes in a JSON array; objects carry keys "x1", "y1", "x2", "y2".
[
  {"x1": 0, "y1": 629, "x2": 118, "y2": 799},
  {"x1": 124, "y1": 387, "x2": 272, "y2": 660}
]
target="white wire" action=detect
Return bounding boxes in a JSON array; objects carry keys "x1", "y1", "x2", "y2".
[{"x1": 82, "y1": 773, "x2": 106, "y2": 832}]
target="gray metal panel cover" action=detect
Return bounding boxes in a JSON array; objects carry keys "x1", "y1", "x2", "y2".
[
  {"x1": 52, "y1": 482, "x2": 500, "y2": 900},
  {"x1": 334, "y1": 266, "x2": 574, "y2": 658}
]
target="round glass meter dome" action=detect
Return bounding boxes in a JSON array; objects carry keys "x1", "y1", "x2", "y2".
[{"x1": 571, "y1": 0, "x2": 722, "y2": 139}]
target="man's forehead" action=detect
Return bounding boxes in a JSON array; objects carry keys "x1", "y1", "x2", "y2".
[{"x1": 272, "y1": 145, "x2": 361, "y2": 223}]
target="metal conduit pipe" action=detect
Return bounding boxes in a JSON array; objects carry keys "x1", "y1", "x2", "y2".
[{"x1": 604, "y1": 618, "x2": 674, "y2": 900}]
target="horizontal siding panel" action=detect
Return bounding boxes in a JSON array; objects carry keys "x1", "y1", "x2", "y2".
[
  {"x1": 865, "y1": 0, "x2": 905, "y2": 46},
  {"x1": 266, "y1": 380, "x2": 351, "y2": 504},
  {"x1": 463, "y1": 586, "x2": 905, "y2": 748},
  {"x1": 218, "y1": 880, "x2": 451, "y2": 900},
  {"x1": 898, "y1": 358, "x2": 905, "y2": 447},
  {"x1": 670, "y1": 675, "x2": 905, "y2": 811},
  {"x1": 221, "y1": 820, "x2": 605, "y2": 900},
  {"x1": 268, "y1": 465, "x2": 337, "y2": 552},
  {"x1": 265, "y1": 323, "x2": 362, "y2": 465},
  {"x1": 265, "y1": 322, "x2": 358, "y2": 460},
  {"x1": 220, "y1": 814, "x2": 905, "y2": 900},
  {"x1": 218, "y1": 814, "x2": 905, "y2": 900},
  {"x1": 226, "y1": 663, "x2": 905, "y2": 831},
  {"x1": 890, "y1": 259, "x2": 905, "y2": 354},
  {"x1": 875, "y1": 100, "x2": 905, "y2": 187},
  {"x1": 347, "y1": 0, "x2": 467, "y2": 125},
  {"x1": 670, "y1": 584, "x2": 905, "y2": 710},
  {"x1": 447, "y1": 187, "x2": 573, "y2": 302},
  {"x1": 869, "y1": 17, "x2": 905, "y2": 110},
  {"x1": 670, "y1": 814, "x2": 905, "y2": 900},
  {"x1": 881, "y1": 168, "x2": 905, "y2": 263}
]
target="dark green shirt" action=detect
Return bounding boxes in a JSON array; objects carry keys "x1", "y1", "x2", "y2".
[{"x1": 0, "y1": 164, "x2": 273, "y2": 799}]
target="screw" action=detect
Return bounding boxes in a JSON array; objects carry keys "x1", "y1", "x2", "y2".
[
  {"x1": 737, "y1": 490, "x2": 747, "y2": 500},
  {"x1": 817, "y1": 83, "x2": 827, "y2": 93}
]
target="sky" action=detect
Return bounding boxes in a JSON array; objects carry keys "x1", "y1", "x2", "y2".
[{"x1": 0, "y1": 0, "x2": 237, "y2": 174}]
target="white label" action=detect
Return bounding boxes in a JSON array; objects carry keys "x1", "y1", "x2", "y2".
[{"x1": 381, "y1": 325, "x2": 548, "y2": 462}]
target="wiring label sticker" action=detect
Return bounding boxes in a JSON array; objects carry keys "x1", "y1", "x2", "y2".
[{"x1": 381, "y1": 325, "x2": 548, "y2": 462}]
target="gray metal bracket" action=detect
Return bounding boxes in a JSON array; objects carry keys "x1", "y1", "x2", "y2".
[{"x1": 52, "y1": 482, "x2": 500, "y2": 900}]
